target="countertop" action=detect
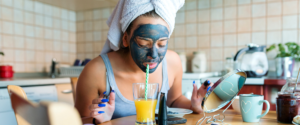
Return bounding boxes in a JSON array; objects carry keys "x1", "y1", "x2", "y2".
[{"x1": 0, "y1": 73, "x2": 71, "y2": 87}]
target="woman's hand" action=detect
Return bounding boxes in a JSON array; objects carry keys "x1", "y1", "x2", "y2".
[
  {"x1": 89, "y1": 90, "x2": 115, "y2": 123},
  {"x1": 191, "y1": 80, "x2": 213, "y2": 114}
]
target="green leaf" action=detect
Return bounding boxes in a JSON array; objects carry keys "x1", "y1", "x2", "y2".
[
  {"x1": 0, "y1": 52, "x2": 4, "y2": 56},
  {"x1": 266, "y1": 44, "x2": 276, "y2": 52}
]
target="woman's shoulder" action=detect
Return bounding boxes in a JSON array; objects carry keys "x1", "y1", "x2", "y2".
[{"x1": 165, "y1": 50, "x2": 181, "y2": 66}]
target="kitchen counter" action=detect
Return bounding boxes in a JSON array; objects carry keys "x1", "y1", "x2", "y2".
[{"x1": 0, "y1": 77, "x2": 70, "y2": 87}]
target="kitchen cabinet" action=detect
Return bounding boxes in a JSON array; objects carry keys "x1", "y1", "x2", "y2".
[{"x1": 55, "y1": 83, "x2": 74, "y2": 106}]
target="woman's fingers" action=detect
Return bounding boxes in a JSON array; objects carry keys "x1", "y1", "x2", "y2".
[
  {"x1": 89, "y1": 103, "x2": 107, "y2": 111},
  {"x1": 108, "y1": 90, "x2": 115, "y2": 106}
]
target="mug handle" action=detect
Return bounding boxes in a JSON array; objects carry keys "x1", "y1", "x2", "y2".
[{"x1": 257, "y1": 100, "x2": 270, "y2": 118}]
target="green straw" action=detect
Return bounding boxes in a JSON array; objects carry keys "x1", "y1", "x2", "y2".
[{"x1": 145, "y1": 64, "x2": 149, "y2": 101}]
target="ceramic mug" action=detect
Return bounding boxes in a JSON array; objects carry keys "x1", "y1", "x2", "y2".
[{"x1": 239, "y1": 94, "x2": 270, "y2": 122}]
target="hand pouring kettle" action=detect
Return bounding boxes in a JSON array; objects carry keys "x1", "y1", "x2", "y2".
[{"x1": 233, "y1": 43, "x2": 268, "y2": 77}]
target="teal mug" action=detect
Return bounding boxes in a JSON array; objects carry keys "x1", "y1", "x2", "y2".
[{"x1": 239, "y1": 94, "x2": 270, "y2": 122}]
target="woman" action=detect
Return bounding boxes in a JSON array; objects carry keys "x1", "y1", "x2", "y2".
[{"x1": 75, "y1": 0, "x2": 213, "y2": 124}]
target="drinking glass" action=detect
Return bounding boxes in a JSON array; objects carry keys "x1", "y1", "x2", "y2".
[{"x1": 133, "y1": 83, "x2": 159, "y2": 125}]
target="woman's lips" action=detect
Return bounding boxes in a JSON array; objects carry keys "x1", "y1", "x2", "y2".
[{"x1": 144, "y1": 63, "x2": 157, "y2": 69}]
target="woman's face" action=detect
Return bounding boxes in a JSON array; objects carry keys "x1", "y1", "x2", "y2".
[{"x1": 126, "y1": 16, "x2": 170, "y2": 73}]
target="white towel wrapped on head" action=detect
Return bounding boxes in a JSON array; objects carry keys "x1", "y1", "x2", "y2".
[{"x1": 100, "y1": 0, "x2": 185, "y2": 54}]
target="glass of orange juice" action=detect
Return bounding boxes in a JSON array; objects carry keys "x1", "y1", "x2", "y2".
[{"x1": 133, "y1": 83, "x2": 159, "y2": 125}]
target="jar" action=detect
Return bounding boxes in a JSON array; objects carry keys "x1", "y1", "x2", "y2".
[
  {"x1": 225, "y1": 57, "x2": 234, "y2": 73},
  {"x1": 192, "y1": 51, "x2": 206, "y2": 73},
  {"x1": 177, "y1": 52, "x2": 187, "y2": 73},
  {"x1": 0, "y1": 65, "x2": 14, "y2": 78},
  {"x1": 277, "y1": 78, "x2": 300, "y2": 123}
]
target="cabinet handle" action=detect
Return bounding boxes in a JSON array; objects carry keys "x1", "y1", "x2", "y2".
[{"x1": 62, "y1": 90, "x2": 72, "y2": 94}]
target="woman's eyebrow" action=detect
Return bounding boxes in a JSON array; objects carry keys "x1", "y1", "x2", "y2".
[
  {"x1": 137, "y1": 36, "x2": 153, "y2": 41},
  {"x1": 158, "y1": 37, "x2": 169, "y2": 40}
]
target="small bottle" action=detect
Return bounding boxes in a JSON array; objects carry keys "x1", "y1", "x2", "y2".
[
  {"x1": 192, "y1": 51, "x2": 206, "y2": 73},
  {"x1": 158, "y1": 92, "x2": 167, "y2": 125},
  {"x1": 225, "y1": 57, "x2": 234, "y2": 73},
  {"x1": 177, "y1": 52, "x2": 187, "y2": 73}
]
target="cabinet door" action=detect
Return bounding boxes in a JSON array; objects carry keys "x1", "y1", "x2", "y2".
[{"x1": 55, "y1": 83, "x2": 74, "y2": 106}]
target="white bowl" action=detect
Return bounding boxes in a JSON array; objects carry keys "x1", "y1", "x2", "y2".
[{"x1": 232, "y1": 96, "x2": 241, "y2": 114}]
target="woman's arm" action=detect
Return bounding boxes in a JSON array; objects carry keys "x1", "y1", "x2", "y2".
[{"x1": 75, "y1": 57, "x2": 107, "y2": 123}]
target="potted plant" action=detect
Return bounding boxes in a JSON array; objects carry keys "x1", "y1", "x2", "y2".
[{"x1": 267, "y1": 42, "x2": 300, "y2": 78}]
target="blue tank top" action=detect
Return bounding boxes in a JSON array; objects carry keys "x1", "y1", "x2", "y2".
[{"x1": 100, "y1": 54, "x2": 170, "y2": 119}]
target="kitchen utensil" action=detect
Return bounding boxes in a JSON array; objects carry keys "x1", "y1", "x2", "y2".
[
  {"x1": 197, "y1": 69, "x2": 247, "y2": 125},
  {"x1": 276, "y1": 57, "x2": 295, "y2": 78},
  {"x1": 233, "y1": 43, "x2": 268, "y2": 77}
]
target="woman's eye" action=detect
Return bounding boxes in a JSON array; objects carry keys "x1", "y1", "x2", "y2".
[
  {"x1": 158, "y1": 45, "x2": 166, "y2": 47},
  {"x1": 139, "y1": 44, "x2": 148, "y2": 47}
]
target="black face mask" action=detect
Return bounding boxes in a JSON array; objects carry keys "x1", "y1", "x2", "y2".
[{"x1": 129, "y1": 24, "x2": 169, "y2": 73}]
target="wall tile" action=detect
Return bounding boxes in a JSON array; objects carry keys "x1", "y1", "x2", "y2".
[
  {"x1": 238, "y1": 33, "x2": 251, "y2": 46},
  {"x1": 44, "y1": 29, "x2": 53, "y2": 40},
  {"x1": 253, "y1": 0, "x2": 266, "y2": 3},
  {"x1": 3, "y1": 21, "x2": 13, "y2": 34},
  {"x1": 14, "y1": 9, "x2": 23, "y2": 23},
  {"x1": 61, "y1": 9, "x2": 69, "y2": 20},
  {"x1": 198, "y1": 36, "x2": 210, "y2": 48},
  {"x1": 35, "y1": 39, "x2": 44, "y2": 50},
  {"x1": 186, "y1": 24, "x2": 197, "y2": 36},
  {"x1": 35, "y1": 14, "x2": 44, "y2": 26},
  {"x1": 15, "y1": 50, "x2": 25, "y2": 62},
  {"x1": 25, "y1": 25, "x2": 35, "y2": 37},
  {"x1": 211, "y1": 35, "x2": 223, "y2": 47},
  {"x1": 34, "y1": 1, "x2": 44, "y2": 14},
  {"x1": 238, "y1": 19, "x2": 251, "y2": 32},
  {"x1": 25, "y1": 38, "x2": 35, "y2": 50},
  {"x1": 224, "y1": 47, "x2": 237, "y2": 58},
  {"x1": 176, "y1": 11, "x2": 185, "y2": 24},
  {"x1": 224, "y1": 7, "x2": 237, "y2": 20},
  {"x1": 238, "y1": 0, "x2": 251, "y2": 5},
  {"x1": 224, "y1": 0, "x2": 237, "y2": 6},
  {"x1": 224, "y1": 20, "x2": 237, "y2": 33},
  {"x1": 77, "y1": 22, "x2": 84, "y2": 32},
  {"x1": 93, "y1": 31, "x2": 102, "y2": 41},
  {"x1": 93, "y1": 9, "x2": 101, "y2": 20},
  {"x1": 198, "y1": 0, "x2": 210, "y2": 9},
  {"x1": 85, "y1": 32, "x2": 93, "y2": 42},
  {"x1": 186, "y1": 10, "x2": 197, "y2": 23},
  {"x1": 45, "y1": 40, "x2": 53, "y2": 51},
  {"x1": 186, "y1": 37, "x2": 198, "y2": 48},
  {"x1": 198, "y1": 10, "x2": 209, "y2": 22},
  {"x1": 224, "y1": 34, "x2": 237, "y2": 46},
  {"x1": 69, "y1": 22, "x2": 76, "y2": 32},
  {"x1": 24, "y1": 0, "x2": 34, "y2": 12},
  {"x1": 283, "y1": 15, "x2": 297, "y2": 29},
  {"x1": 252, "y1": 32, "x2": 266, "y2": 45},
  {"x1": 85, "y1": 43, "x2": 93, "y2": 52},
  {"x1": 211, "y1": 0, "x2": 223, "y2": 8},
  {"x1": 44, "y1": 4, "x2": 53, "y2": 17},
  {"x1": 211, "y1": 8, "x2": 223, "y2": 21},
  {"x1": 2, "y1": 49, "x2": 14, "y2": 61},
  {"x1": 62, "y1": 43, "x2": 69, "y2": 52},
  {"x1": 186, "y1": 1, "x2": 197, "y2": 10},
  {"x1": 53, "y1": 41, "x2": 61, "y2": 52},
  {"x1": 14, "y1": 23, "x2": 24, "y2": 36},
  {"x1": 252, "y1": 4, "x2": 266, "y2": 17},
  {"x1": 62, "y1": 31, "x2": 69, "y2": 41},
  {"x1": 3, "y1": 34, "x2": 14, "y2": 48},
  {"x1": 283, "y1": 1, "x2": 298, "y2": 15},
  {"x1": 174, "y1": 24, "x2": 186, "y2": 36},
  {"x1": 53, "y1": 6, "x2": 61, "y2": 18},
  {"x1": 2, "y1": 7, "x2": 13, "y2": 21},
  {"x1": 198, "y1": 22, "x2": 210, "y2": 35},
  {"x1": 102, "y1": 8, "x2": 111, "y2": 19},
  {"x1": 15, "y1": 63, "x2": 25, "y2": 72},
  {"x1": 267, "y1": 31, "x2": 281, "y2": 45},
  {"x1": 267, "y1": 2, "x2": 282, "y2": 16},
  {"x1": 267, "y1": 17, "x2": 281, "y2": 30},
  {"x1": 84, "y1": 21, "x2": 93, "y2": 31},
  {"x1": 53, "y1": 30, "x2": 61, "y2": 41},
  {"x1": 77, "y1": 12, "x2": 84, "y2": 21},
  {"x1": 282, "y1": 30, "x2": 297, "y2": 43},
  {"x1": 69, "y1": 11, "x2": 76, "y2": 22},
  {"x1": 26, "y1": 50, "x2": 35, "y2": 62},
  {"x1": 62, "y1": 20, "x2": 69, "y2": 31},
  {"x1": 238, "y1": 5, "x2": 251, "y2": 18},
  {"x1": 174, "y1": 37, "x2": 185, "y2": 49},
  {"x1": 25, "y1": 12, "x2": 34, "y2": 25},
  {"x1": 2, "y1": 0, "x2": 13, "y2": 6},
  {"x1": 210, "y1": 21, "x2": 223, "y2": 34},
  {"x1": 210, "y1": 48, "x2": 223, "y2": 60},
  {"x1": 14, "y1": 36, "x2": 25, "y2": 49},
  {"x1": 252, "y1": 18, "x2": 266, "y2": 31},
  {"x1": 44, "y1": 16, "x2": 53, "y2": 28},
  {"x1": 53, "y1": 19, "x2": 61, "y2": 29}
]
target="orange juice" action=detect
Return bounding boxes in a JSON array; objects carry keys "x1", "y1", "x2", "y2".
[{"x1": 134, "y1": 99, "x2": 157, "y2": 123}]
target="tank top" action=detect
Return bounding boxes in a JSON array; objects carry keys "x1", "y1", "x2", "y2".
[{"x1": 100, "y1": 54, "x2": 170, "y2": 119}]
